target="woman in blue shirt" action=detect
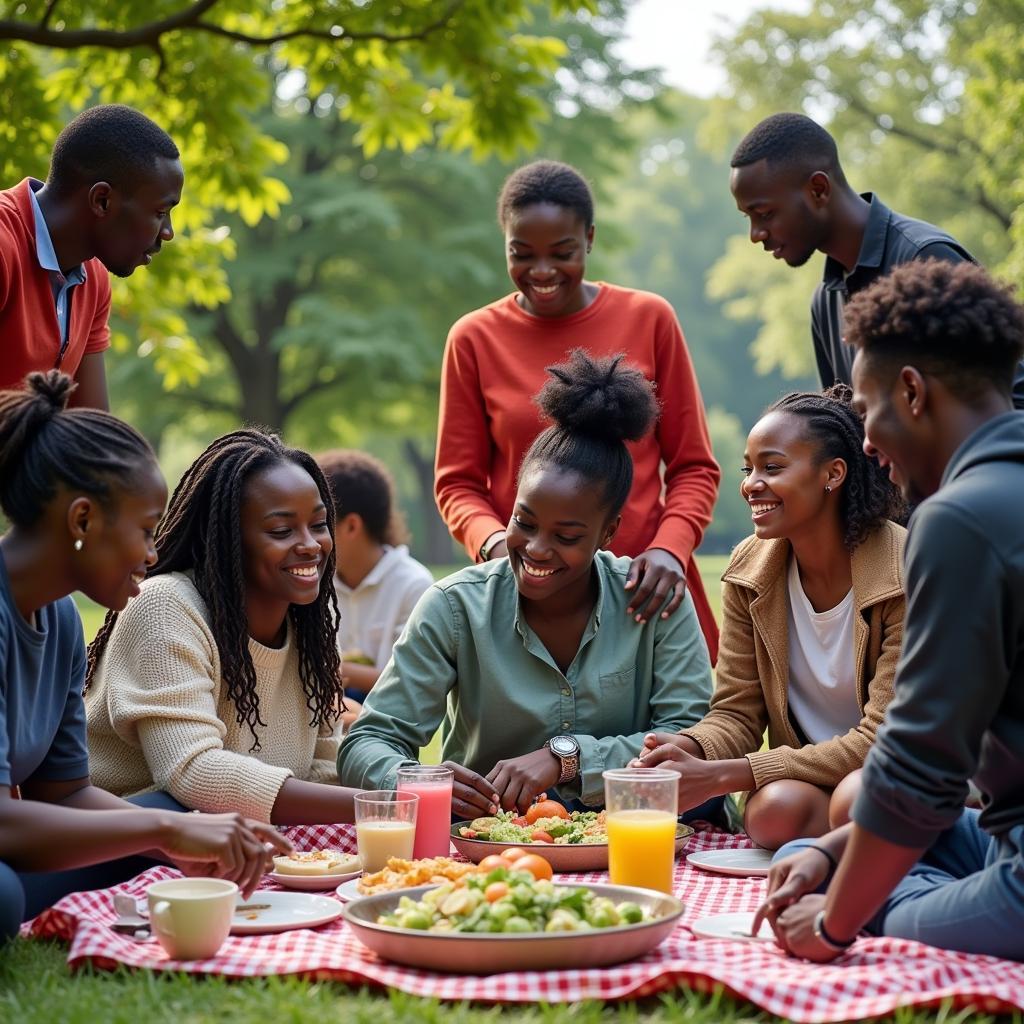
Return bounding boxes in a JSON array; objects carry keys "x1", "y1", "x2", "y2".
[
  {"x1": 0, "y1": 372, "x2": 289, "y2": 943},
  {"x1": 339, "y1": 349, "x2": 715, "y2": 819}
]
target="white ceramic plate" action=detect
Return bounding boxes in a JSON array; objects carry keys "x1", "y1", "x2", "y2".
[
  {"x1": 232, "y1": 891, "x2": 343, "y2": 934},
  {"x1": 690, "y1": 911, "x2": 775, "y2": 942},
  {"x1": 269, "y1": 868, "x2": 362, "y2": 891},
  {"x1": 686, "y1": 847, "x2": 774, "y2": 878}
]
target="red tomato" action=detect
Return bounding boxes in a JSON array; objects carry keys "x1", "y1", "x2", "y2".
[
  {"x1": 477, "y1": 855, "x2": 507, "y2": 873},
  {"x1": 462, "y1": 829, "x2": 478, "y2": 838},
  {"x1": 525, "y1": 800, "x2": 570, "y2": 825},
  {"x1": 499, "y1": 847, "x2": 529, "y2": 864},
  {"x1": 530, "y1": 830, "x2": 554, "y2": 843},
  {"x1": 513, "y1": 816, "x2": 528, "y2": 827},
  {"x1": 484, "y1": 882, "x2": 510, "y2": 903},
  {"x1": 510, "y1": 853, "x2": 554, "y2": 882}
]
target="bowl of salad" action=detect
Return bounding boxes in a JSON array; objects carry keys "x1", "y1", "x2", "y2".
[
  {"x1": 451, "y1": 803, "x2": 694, "y2": 872},
  {"x1": 342, "y1": 861, "x2": 684, "y2": 972}
]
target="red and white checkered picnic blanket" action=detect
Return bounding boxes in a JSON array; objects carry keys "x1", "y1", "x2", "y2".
[{"x1": 24, "y1": 824, "x2": 1024, "y2": 1021}]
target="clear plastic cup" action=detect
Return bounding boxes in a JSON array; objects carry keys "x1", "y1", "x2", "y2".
[
  {"x1": 603, "y1": 768, "x2": 679, "y2": 893},
  {"x1": 353, "y1": 790, "x2": 419, "y2": 873},
  {"x1": 396, "y1": 765, "x2": 455, "y2": 859}
]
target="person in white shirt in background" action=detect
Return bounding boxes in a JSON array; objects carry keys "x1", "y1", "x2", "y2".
[{"x1": 316, "y1": 450, "x2": 434, "y2": 723}]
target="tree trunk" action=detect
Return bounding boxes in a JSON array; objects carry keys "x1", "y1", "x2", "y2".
[{"x1": 403, "y1": 438, "x2": 454, "y2": 565}]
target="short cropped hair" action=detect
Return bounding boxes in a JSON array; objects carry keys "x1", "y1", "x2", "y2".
[
  {"x1": 497, "y1": 160, "x2": 594, "y2": 230},
  {"x1": 731, "y1": 112, "x2": 843, "y2": 180},
  {"x1": 48, "y1": 104, "x2": 179, "y2": 196},
  {"x1": 316, "y1": 449, "x2": 408, "y2": 547},
  {"x1": 844, "y1": 260, "x2": 1024, "y2": 402}
]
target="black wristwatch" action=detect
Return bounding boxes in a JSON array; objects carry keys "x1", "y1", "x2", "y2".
[
  {"x1": 544, "y1": 735, "x2": 581, "y2": 783},
  {"x1": 813, "y1": 910, "x2": 856, "y2": 952}
]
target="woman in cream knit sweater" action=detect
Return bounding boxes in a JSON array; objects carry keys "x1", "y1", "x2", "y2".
[
  {"x1": 85, "y1": 429, "x2": 358, "y2": 825},
  {"x1": 636, "y1": 387, "x2": 906, "y2": 849}
]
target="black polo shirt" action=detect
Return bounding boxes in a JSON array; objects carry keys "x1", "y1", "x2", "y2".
[{"x1": 811, "y1": 193, "x2": 1024, "y2": 409}]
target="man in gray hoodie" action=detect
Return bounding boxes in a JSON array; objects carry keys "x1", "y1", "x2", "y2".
[{"x1": 755, "y1": 259, "x2": 1024, "y2": 961}]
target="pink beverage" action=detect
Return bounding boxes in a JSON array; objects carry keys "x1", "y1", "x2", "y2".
[{"x1": 396, "y1": 766, "x2": 454, "y2": 859}]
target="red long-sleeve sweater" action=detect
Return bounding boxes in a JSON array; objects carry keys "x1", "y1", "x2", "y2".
[
  {"x1": 435, "y1": 283, "x2": 721, "y2": 661},
  {"x1": 0, "y1": 179, "x2": 110, "y2": 391}
]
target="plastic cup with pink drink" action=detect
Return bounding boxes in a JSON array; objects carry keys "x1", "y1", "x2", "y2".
[{"x1": 396, "y1": 765, "x2": 455, "y2": 859}]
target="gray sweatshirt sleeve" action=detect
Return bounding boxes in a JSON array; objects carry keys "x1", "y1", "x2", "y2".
[{"x1": 853, "y1": 499, "x2": 1012, "y2": 847}]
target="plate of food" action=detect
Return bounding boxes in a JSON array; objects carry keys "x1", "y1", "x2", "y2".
[
  {"x1": 451, "y1": 805, "x2": 694, "y2": 873},
  {"x1": 335, "y1": 855, "x2": 484, "y2": 902},
  {"x1": 342, "y1": 862, "x2": 684, "y2": 972},
  {"x1": 270, "y1": 850, "x2": 363, "y2": 890}
]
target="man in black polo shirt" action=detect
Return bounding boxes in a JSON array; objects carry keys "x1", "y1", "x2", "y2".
[{"x1": 728, "y1": 112, "x2": 1024, "y2": 407}]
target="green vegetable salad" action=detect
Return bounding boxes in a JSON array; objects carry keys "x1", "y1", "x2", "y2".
[
  {"x1": 375, "y1": 866, "x2": 651, "y2": 934},
  {"x1": 459, "y1": 809, "x2": 608, "y2": 845}
]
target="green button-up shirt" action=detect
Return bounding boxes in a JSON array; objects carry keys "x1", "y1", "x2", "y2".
[{"x1": 337, "y1": 551, "x2": 712, "y2": 806}]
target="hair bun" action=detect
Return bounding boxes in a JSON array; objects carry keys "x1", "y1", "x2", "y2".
[
  {"x1": 25, "y1": 369, "x2": 76, "y2": 416},
  {"x1": 535, "y1": 348, "x2": 659, "y2": 446},
  {"x1": 822, "y1": 382, "x2": 853, "y2": 405}
]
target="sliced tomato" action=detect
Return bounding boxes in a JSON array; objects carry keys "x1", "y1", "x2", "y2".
[{"x1": 530, "y1": 830, "x2": 554, "y2": 843}]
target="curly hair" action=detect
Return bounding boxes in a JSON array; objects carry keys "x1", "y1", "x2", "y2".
[
  {"x1": 86, "y1": 429, "x2": 343, "y2": 750},
  {"x1": 520, "y1": 348, "x2": 660, "y2": 518},
  {"x1": 844, "y1": 260, "x2": 1024, "y2": 402},
  {"x1": 0, "y1": 370, "x2": 157, "y2": 528},
  {"x1": 316, "y1": 449, "x2": 408, "y2": 547},
  {"x1": 497, "y1": 160, "x2": 594, "y2": 230},
  {"x1": 769, "y1": 384, "x2": 905, "y2": 549},
  {"x1": 730, "y1": 112, "x2": 845, "y2": 183},
  {"x1": 48, "y1": 104, "x2": 179, "y2": 196}
]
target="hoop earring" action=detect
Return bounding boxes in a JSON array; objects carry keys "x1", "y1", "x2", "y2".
[{"x1": 74, "y1": 538, "x2": 84, "y2": 551}]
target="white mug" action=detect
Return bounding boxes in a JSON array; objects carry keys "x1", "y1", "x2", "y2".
[{"x1": 145, "y1": 878, "x2": 238, "y2": 960}]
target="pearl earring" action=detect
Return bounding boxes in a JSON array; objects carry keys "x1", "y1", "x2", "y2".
[
  {"x1": 825, "y1": 485, "x2": 833, "y2": 493},
  {"x1": 74, "y1": 539, "x2": 84, "y2": 551}
]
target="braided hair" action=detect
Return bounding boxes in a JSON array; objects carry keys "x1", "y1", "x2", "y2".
[
  {"x1": 0, "y1": 370, "x2": 157, "y2": 528},
  {"x1": 520, "y1": 348, "x2": 659, "y2": 517},
  {"x1": 768, "y1": 384, "x2": 905, "y2": 549},
  {"x1": 86, "y1": 429, "x2": 343, "y2": 749}
]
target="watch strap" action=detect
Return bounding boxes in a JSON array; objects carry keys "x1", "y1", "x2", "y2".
[{"x1": 545, "y1": 738, "x2": 580, "y2": 784}]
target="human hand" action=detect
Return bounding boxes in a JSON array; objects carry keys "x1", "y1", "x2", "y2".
[
  {"x1": 625, "y1": 549, "x2": 686, "y2": 623},
  {"x1": 631, "y1": 746, "x2": 724, "y2": 812},
  {"x1": 773, "y1": 894, "x2": 843, "y2": 962},
  {"x1": 486, "y1": 748, "x2": 562, "y2": 814},
  {"x1": 752, "y1": 847, "x2": 832, "y2": 938},
  {"x1": 442, "y1": 760, "x2": 500, "y2": 819},
  {"x1": 629, "y1": 732, "x2": 696, "y2": 766},
  {"x1": 485, "y1": 538, "x2": 508, "y2": 560},
  {"x1": 159, "y1": 813, "x2": 292, "y2": 899}
]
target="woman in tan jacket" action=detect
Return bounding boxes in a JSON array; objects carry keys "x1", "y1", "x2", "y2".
[{"x1": 637, "y1": 386, "x2": 906, "y2": 849}]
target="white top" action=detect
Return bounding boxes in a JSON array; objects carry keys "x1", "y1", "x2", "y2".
[
  {"x1": 333, "y1": 544, "x2": 434, "y2": 668},
  {"x1": 85, "y1": 572, "x2": 340, "y2": 821},
  {"x1": 785, "y1": 556, "x2": 861, "y2": 744}
]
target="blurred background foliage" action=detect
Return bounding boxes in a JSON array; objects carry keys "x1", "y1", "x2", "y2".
[{"x1": 3, "y1": 0, "x2": 1021, "y2": 556}]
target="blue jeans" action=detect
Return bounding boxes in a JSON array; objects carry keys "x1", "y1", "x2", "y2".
[
  {"x1": 0, "y1": 791, "x2": 187, "y2": 944},
  {"x1": 774, "y1": 809, "x2": 1024, "y2": 960}
]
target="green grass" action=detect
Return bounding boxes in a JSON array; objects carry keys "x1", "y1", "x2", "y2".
[
  {"x1": 2, "y1": 940, "x2": 1017, "y2": 1024},
  {"x1": 20, "y1": 556, "x2": 1014, "y2": 1021}
]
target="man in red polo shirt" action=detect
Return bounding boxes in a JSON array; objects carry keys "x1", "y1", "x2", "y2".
[{"x1": 0, "y1": 105, "x2": 183, "y2": 409}]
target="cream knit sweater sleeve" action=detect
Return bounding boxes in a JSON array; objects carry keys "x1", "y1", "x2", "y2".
[{"x1": 87, "y1": 574, "x2": 293, "y2": 820}]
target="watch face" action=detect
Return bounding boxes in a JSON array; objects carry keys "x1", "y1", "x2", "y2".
[{"x1": 549, "y1": 735, "x2": 578, "y2": 756}]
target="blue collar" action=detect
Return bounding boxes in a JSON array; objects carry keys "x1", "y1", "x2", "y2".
[{"x1": 28, "y1": 180, "x2": 87, "y2": 285}]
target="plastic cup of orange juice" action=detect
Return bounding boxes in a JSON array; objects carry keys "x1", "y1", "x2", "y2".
[{"x1": 603, "y1": 768, "x2": 679, "y2": 894}]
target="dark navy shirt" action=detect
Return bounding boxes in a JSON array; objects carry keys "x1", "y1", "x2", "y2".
[
  {"x1": 811, "y1": 193, "x2": 1024, "y2": 409},
  {"x1": 0, "y1": 551, "x2": 90, "y2": 789}
]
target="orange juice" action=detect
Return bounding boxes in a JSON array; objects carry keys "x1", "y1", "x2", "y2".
[{"x1": 606, "y1": 809, "x2": 677, "y2": 893}]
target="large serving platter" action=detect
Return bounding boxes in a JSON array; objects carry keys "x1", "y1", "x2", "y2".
[
  {"x1": 449, "y1": 821, "x2": 694, "y2": 873},
  {"x1": 343, "y1": 882, "x2": 684, "y2": 973}
]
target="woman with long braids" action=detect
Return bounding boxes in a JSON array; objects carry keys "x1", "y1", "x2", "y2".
[
  {"x1": 86, "y1": 429, "x2": 360, "y2": 824},
  {"x1": 0, "y1": 374, "x2": 288, "y2": 944},
  {"x1": 635, "y1": 386, "x2": 906, "y2": 850},
  {"x1": 341, "y1": 350, "x2": 715, "y2": 819}
]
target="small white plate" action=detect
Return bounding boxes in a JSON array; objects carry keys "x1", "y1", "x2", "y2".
[
  {"x1": 690, "y1": 911, "x2": 775, "y2": 942},
  {"x1": 269, "y1": 868, "x2": 362, "y2": 891},
  {"x1": 687, "y1": 847, "x2": 774, "y2": 877},
  {"x1": 232, "y1": 891, "x2": 343, "y2": 934}
]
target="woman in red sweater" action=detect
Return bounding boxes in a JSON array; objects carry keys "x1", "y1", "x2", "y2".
[{"x1": 434, "y1": 160, "x2": 721, "y2": 659}]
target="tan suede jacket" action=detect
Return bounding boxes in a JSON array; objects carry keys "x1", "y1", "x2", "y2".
[{"x1": 681, "y1": 519, "x2": 905, "y2": 790}]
